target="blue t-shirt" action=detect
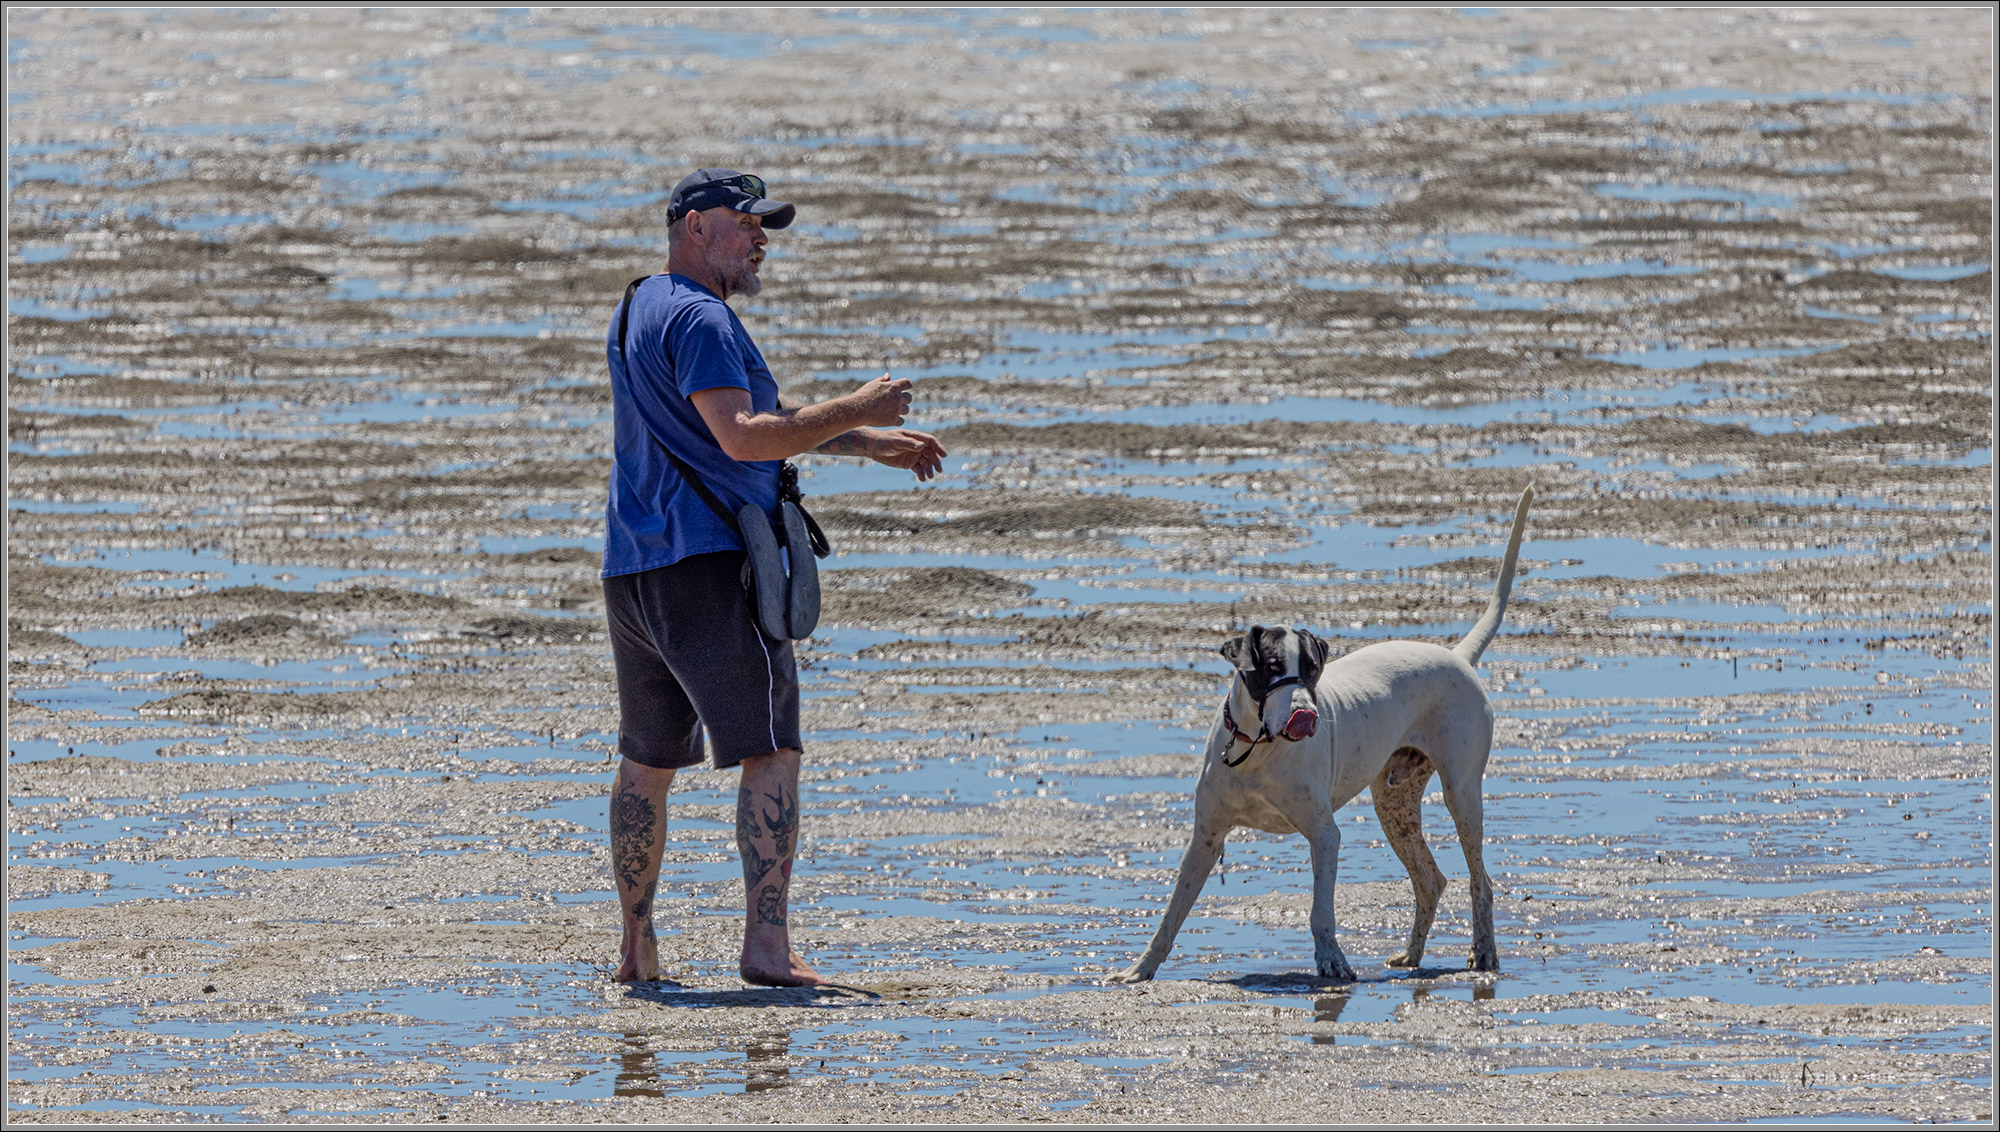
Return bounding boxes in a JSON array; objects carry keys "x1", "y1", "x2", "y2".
[{"x1": 601, "y1": 273, "x2": 782, "y2": 578}]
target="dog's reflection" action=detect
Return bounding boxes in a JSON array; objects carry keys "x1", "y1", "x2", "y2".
[
  {"x1": 1309, "y1": 980, "x2": 1495, "y2": 1044},
  {"x1": 1310, "y1": 993, "x2": 1349, "y2": 1045}
]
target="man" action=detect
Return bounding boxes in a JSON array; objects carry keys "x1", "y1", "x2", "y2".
[{"x1": 603, "y1": 168, "x2": 946, "y2": 986}]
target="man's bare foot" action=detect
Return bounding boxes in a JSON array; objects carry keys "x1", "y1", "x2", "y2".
[
  {"x1": 740, "y1": 950, "x2": 828, "y2": 988},
  {"x1": 614, "y1": 922, "x2": 661, "y2": 983},
  {"x1": 613, "y1": 956, "x2": 660, "y2": 983}
]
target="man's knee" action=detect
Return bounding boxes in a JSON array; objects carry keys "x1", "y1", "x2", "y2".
[
  {"x1": 616, "y1": 757, "x2": 679, "y2": 796},
  {"x1": 738, "y1": 747, "x2": 802, "y2": 780}
]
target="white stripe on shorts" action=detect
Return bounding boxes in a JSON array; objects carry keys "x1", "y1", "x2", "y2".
[{"x1": 752, "y1": 622, "x2": 779, "y2": 752}]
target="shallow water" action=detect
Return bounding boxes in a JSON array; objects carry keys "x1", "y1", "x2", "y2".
[{"x1": 7, "y1": 6, "x2": 1992, "y2": 1125}]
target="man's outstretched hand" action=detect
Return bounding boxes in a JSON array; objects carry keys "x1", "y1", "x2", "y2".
[{"x1": 865, "y1": 428, "x2": 947, "y2": 481}]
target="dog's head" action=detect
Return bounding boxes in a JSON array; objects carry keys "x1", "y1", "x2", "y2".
[{"x1": 1220, "y1": 625, "x2": 1329, "y2": 744}]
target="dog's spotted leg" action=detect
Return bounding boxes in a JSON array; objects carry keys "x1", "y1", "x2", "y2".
[
  {"x1": 1108, "y1": 818, "x2": 1227, "y2": 983},
  {"x1": 1302, "y1": 817, "x2": 1356, "y2": 982},
  {"x1": 1439, "y1": 773, "x2": 1500, "y2": 972},
  {"x1": 1373, "y1": 748, "x2": 1444, "y2": 969}
]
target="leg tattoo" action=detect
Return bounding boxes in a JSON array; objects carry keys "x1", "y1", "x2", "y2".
[
  {"x1": 734, "y1": 750, "x2": 826, "y2": 986},
  {"x1": 611, "y1": 786, "x2": 658, "y2": 896},
  {"x1": 736, "y1": 790, "x2": 781, "y2": 888},
  {"x1": 737, "y1": 784, "x2": 800, "y2": 927},
  {"x1": 756, "y1": 883, "x2": 786, "y2": 926},
  {"x1": 610, "y1": 760, "x2": 674, "y2": 983},
  {"x1": 762, "y1": 791, "x2": 797, "y2": 858}
]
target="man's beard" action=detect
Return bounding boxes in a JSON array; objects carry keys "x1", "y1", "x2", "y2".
[{"x1": 712, "y1": 249, "x2": 762, "y2": 298}]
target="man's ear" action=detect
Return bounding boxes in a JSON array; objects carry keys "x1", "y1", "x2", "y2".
[{"x1": 1296, "y1": 628, "x2": 1330, "y2": 667}]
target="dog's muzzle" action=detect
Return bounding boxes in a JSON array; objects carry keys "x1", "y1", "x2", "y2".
[{"x1": 1222, "y1": 674, "x2": 1316, "y2": 765}]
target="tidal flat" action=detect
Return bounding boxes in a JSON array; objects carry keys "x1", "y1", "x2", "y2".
[{"x1": 5, "y1": 6, "x2": 1993, "y2": 1124}]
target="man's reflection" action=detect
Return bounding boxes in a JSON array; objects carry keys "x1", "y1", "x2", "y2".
[
  {"x1": 745, "y1": 1033, "x2": 791, "y2": 1094},
  {"x1": 614, "y1": 1033, "x2": 663, "y2": 1099}
]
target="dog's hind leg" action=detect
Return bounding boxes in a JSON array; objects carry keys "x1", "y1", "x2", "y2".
[
  {"x1": 1107, "y1": 817, "x2": 1228, "y2": 983},
  {"x1": 1434, "y1": 754, "x2": 1499, "y2": 972},
  {"x1": 1373, "y1": 747, "x2": 1445, "y2": 969}
]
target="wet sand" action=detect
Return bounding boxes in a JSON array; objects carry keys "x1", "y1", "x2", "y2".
[{"x1": 6, "y1": 7, "x2": 1993, "y2": 1124}]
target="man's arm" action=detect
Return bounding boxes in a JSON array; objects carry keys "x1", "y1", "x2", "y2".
[
  {"x1": 788, "y1": 397, "x2": 947, "y2": 481},
  {"x1": 812, "y1": 430, "x2": 873, "y2": 457},
  {"x1": 690, "y1": 375, "x2": 911, "y2": 464},
  {"x1": 771, "y1": 398, "x2": 866, "y2": 457}
]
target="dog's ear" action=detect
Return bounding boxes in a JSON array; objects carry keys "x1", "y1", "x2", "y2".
[
  {"x1": 1296, "y1": 628, "x2": 1330, "y2": 667},
  {"x1": 1220, "y1": 628, "x2": 1258, "y2": 669}
]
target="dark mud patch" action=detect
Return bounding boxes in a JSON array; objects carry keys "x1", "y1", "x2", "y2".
[
  {"x1": 938, "y1": 495, "x2": 1204, "y2": 537},
  {"x1": 481, "y1": 546, "x2": 604, "y2": 570},
  {"x1": 941, "y1": 420, "x2": 1386, "y2": 457},
  {"x1": 6, "y1": 622, "x2": 83, "y2": 655},
  {"x1": 203, "y1": 586, "x2": 468, "y2": 618},
  {"x1": 461, "y1": 613, "x2": 603, "y2": 643},
  {"x1": 183, "y1": 614, "x2": 332, "y2": 650},
  {"x1": 6, "y1": 410, "x2": 142, "y2": 441},
  {"x1": 821, "y1": 566, "x2": 1037, "y2": 625},
  {"x1": 814, "y1": 491, "x2": 1210, "y2": 544}
]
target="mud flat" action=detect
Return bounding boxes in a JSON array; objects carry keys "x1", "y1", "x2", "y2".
[{"x1": 7, "y1": 7, "x2": 1992, "y2": 1124}]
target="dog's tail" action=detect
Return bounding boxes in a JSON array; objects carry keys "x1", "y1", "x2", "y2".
[{"x1": 1453, "y1": 485, "x2": 1533, "y2": 667}]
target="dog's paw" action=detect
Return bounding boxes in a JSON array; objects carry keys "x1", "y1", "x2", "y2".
[
  {"x1": 1312, "y1": 929, "x2": 1355, "y2": 982},
  {"x1": 1105, "y1": 964, "x2": 1155, "y2": 985},
  {"x1": 1315, "y1": 950, "x2": 1356, "y2": 982},
  {"x1": 1316, "y1": 959, "x2": 1356, "y2": 982},
  {"x1": 1384, "y1": 950, "x2": 1424, "y2": 969},
  {"x1": 1469, "y1": 948, "x2": 1500, "y2": 972}
]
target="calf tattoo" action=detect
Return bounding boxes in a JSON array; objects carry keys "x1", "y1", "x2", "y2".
[
  {"x1": 611, "y1": 785, "x2": 659, "y2": 906},
  {"x1": 756, "y1": 883, "x2": 786, "y2": 925},
  {"x1": 736, "y1": 791, "x2": 777, "y2": 884},
  {"x1": 762, "y1": 790, "x2": 798, "y2": 858},
  {"x1": 737, "y1": 787, "x2": 799, "y2": 926}
]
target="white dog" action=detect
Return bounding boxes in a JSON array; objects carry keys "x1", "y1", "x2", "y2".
[{"x1": 1110, "y1": 487, "x2": 1532, "y2": 983}]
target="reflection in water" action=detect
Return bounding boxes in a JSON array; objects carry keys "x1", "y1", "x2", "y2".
[
  {"x1": 614, "y1": 1033, "x2": 663, "y2": 1099},
  {"x1": 611, "y1": 1030, "x2": 795, "y2": 1096},
  {"x1": 1312, "y1": 993, "x2": 1349, "y2": 1045},
  {"x1": 745, "y1": 1033, "x2": 791, "y2": 1094}
]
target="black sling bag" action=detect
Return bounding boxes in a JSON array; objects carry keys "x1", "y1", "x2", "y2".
[{"x1": 613, "y1": 274, "x2": 831, "y2": 641}]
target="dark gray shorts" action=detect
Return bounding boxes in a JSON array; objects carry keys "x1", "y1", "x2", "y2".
[{"x1": 604, "y1": 551, "x2": 802, "y2": 771}]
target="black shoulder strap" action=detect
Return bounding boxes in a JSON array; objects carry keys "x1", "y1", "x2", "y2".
[{"x1": 613, "y1": 274, "x2": 746, "y2": 540}]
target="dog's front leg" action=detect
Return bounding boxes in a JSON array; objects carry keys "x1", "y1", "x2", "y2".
[
  {"x1": 1106, "y1": 819, "x2": 1227, "y2": 983},
  {"x1": 1304, "y1": 818, "x2": 1357, "y2": 982}
]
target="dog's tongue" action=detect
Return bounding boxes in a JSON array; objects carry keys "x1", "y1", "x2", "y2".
[{"x1": 1281, "y1": 708, "x2": 1317, "y2": 741}]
